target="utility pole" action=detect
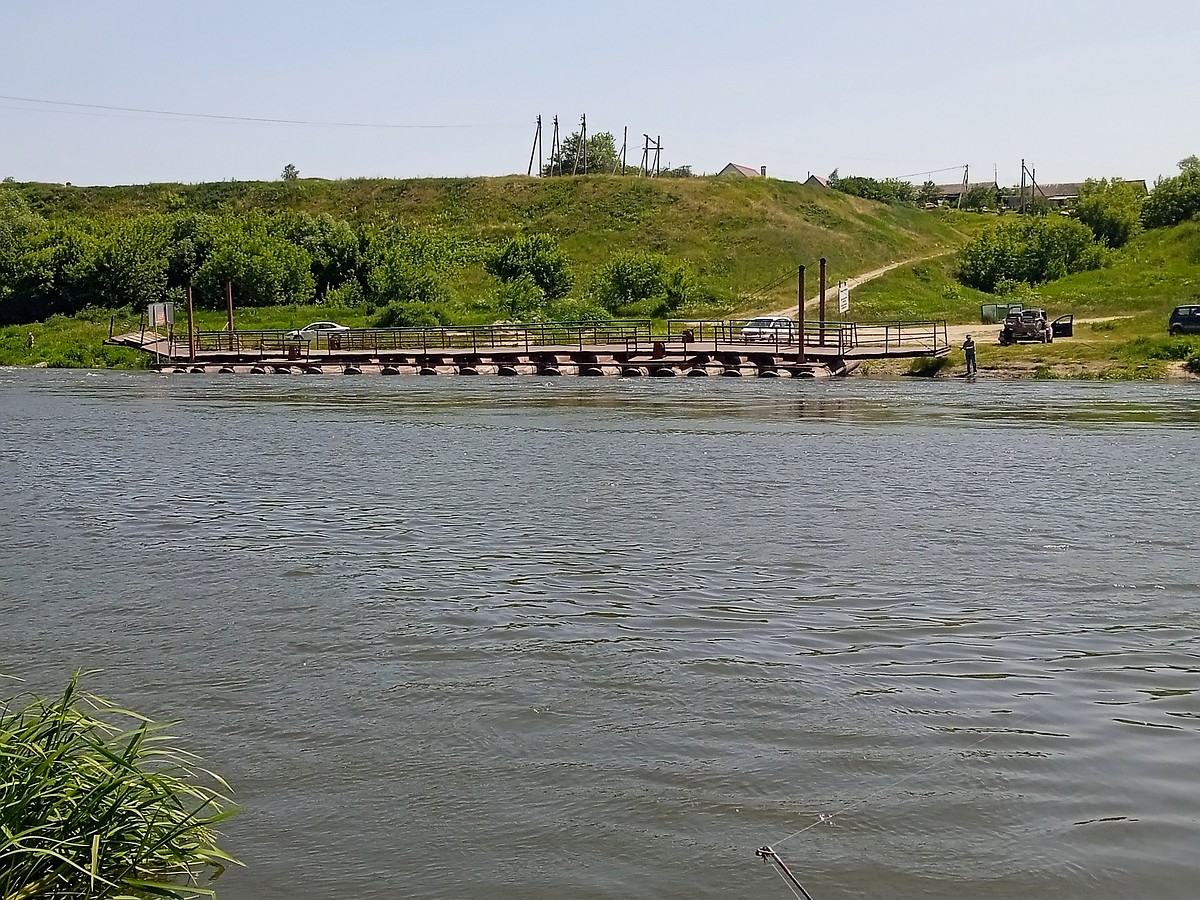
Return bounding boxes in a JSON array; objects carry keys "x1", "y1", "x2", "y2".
[
  {"x1": 574, "y1": 113, "x2": 588, "y2": 175},
  {"x1": 620, "y1": 126, "x2": 627, "y2": 175},
  {"x1": 527, "y1": 115, "x2": 543, "y2": 176},
  {"x1": 958, "y1": 164, "x2": 968, "y2": 209},
  {"x1": 550, "y1": 116, "x2": 561, "y2": 176},
  {"x1": 655, "y1": 135, "x2": 662, "y2": 176},
  {"x1": 1020, "y1": 158, "x2": 1026, "y2": 214}
]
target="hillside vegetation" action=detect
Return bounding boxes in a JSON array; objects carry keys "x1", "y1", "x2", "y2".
[
  {"x1": 1, "y1": 175, "x2": 981, "y2": 329},
  {"x1": 855, "y1": 221, "x2": 1200, "y2": 378}
]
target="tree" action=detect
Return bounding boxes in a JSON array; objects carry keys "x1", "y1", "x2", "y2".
[
  {"x1": 659, "y1": 165, "x2": 694, "y2": 179},
  {"x1": 544, "y1": 131, "x2": 620, "y2": 176},
  {"x1": 485, "y1": 233, "x2": 573, "y2": 300},
  {"x1": 961, "y1": 185, "x2": 1000, "y2": 211},
  {"x1": 281, "y1": 163, "x2": 300, "y2": 181},
  {"x1": 917, "y1": 181, "x2": 942, "y2": 205},
  {"x1": 1140, "y1": 156, "x2": 1200, "y2": 229},
  {"x1": 194, "y1": 220, "x2": 315, "y2": 307},
  {"x1": 1076, "y1": 178, "x2": 1145, "y2": 247},
  {"x1": 594, "y1": 251, "x2": 697, "y2": 315},
  {"x1": 831, "y1": 175, "x2": 915, "y2": 205},
  {"x1": 957, "y1": 216, "x2": 1105, "y2": 292}
]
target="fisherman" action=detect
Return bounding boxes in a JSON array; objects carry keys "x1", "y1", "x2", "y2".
[
  {"x1": 963, "y1": 334, "x2": 977, "y2": 375},
  {"x1": 26, "y1": 332, "x2": 34, "y2": 349}
]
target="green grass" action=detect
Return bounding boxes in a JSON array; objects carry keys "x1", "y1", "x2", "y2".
[
  {"x1": 848, "y1": 255, "x2": 993, "y2": 323},
  {"x1": 0, "y1": 673, "x2": 238, "y2": 898},
  {"x1": 856, "y1": 221, "x2": 1200, "y2": 379},
  {"x1": 8, "y1": 174, "x2": 987, "y2": 324}
]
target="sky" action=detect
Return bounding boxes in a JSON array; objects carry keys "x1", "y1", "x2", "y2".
[{"x1": 2, "y1": 0, "x2": 1198, "y2": 188}]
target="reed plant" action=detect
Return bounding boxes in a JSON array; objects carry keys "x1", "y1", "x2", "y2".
[{"x1": 0, "y1": 673, "x2": 239, "y2": 899}]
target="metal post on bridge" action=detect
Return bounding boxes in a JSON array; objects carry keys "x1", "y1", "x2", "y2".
[
  {"x1": 819, "y1": 257, "x2": 827, "y2": 346},
  {"x1": 186, "y1": 282, "x2": 196, "y2": 364},
  {"x1": 225, "y1": 280, "x2": 235, "y2": 351},
  {"x1": 797, "y1": 265, "x2": 806, "y2": 364}
]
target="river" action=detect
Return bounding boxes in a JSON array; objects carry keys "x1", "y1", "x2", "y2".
[{"x1": 1, "y1": 368, "x2": 1198, "y2": 899}]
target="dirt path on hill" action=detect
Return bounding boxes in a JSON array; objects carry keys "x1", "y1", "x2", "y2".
[{"x1": 755, "y1": 251, "x2": 955, "y2": 318}]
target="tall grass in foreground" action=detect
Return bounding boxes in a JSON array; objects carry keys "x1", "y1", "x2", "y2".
[{"x1": 0, "y1": 673, "x2": 239, "y2": 899}]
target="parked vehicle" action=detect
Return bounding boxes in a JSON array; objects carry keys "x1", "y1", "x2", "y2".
[
  {"x1": 285, "y1": 322, "x2": 350, "y2": 343},
  {"x1": 998, "y1": 309, "x2": 1073, "y2": 345},
  {"x1": 1169, "y1": 305, "x2": 1200, "y2": 335},
  {"x1": 740, "y1": 316, "x2": 796, "y2": 343}
]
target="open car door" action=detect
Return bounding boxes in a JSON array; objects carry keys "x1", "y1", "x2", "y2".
[{"x1": 1052, "y1": 314, "x2": 1074, "y2": 338}]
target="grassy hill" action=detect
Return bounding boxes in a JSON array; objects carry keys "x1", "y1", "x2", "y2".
[
  {"x1": 11, "y1": 174, "x2": 982, "y2": 316},
  {"x1": 854, "y1": 221, "x2": 1200, "y2": 378}
]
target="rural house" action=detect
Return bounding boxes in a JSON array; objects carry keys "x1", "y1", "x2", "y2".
[{"x1": 717, "y1": 163, "x2": 767, "y2": 178}]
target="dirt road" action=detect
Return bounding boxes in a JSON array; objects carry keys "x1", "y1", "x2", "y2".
[{"x1": 755, "y1": 251, "x2": 954, "y2": 319}]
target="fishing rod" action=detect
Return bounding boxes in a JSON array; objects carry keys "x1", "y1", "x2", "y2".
[{"x1": 756, "y1": 845, "x2": 817, "y2": 900}]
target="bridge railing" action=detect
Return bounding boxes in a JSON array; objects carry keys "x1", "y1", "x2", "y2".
[
  {"x1": 194, "y1": 320, "x2": 656, "y2": 355},
  {"x1": 665, "y1": 319, "x2": 856, "y2": 354},
  {"x1": 851, "y1": 321, "x2": 949, "y2": 353},
  {"x1": 191, "y1": 318, "x2": 948, "y2": 357}
]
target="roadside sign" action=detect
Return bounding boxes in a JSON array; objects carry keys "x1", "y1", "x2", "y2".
[
  {"x1": 148, "y1": 302, "x2": 175, "y2": 327},
  {"x1": 837, "y1": 280, "x2": 849, "y2": 315}
]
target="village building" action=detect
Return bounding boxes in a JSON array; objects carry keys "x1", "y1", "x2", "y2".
[{"x1": 717, "y1": 163, "x2": 767, "y2": 178}]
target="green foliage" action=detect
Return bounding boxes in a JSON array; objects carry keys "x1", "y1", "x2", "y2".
[
  {"x1": 957, "y1": 216, "x2": 1106, "y2": 292},
  {"x1": 372, "y1": 300, "x2": 447, "y2": 328},
  {"x1": 365, "y1": 225, "x2": 465, "y2": 308},
  {"x1": 593, "y1": 250, "x2": 697, "y2": 315},
  {"x1": 917, "y1": 181, "x2": 942, "y2": 204},
  {"x1": 961, "y1": 185, "x2": 999, "y2": 211},
  {"x1": 544, "y1": 130, "x2": 620, "y2": 176},
  {"x1": 659, "y1": 165, "x2": 694, "y2": 179},
  {"x1": 484, "y1": 233, "x2": 573, "y2": 300},
  {"x1": 1076, "y1": 178, "x2": 1144, "y2": 247},
  {"x1": 0, "y1": 672, "x2": 238, "y2": 899},
  {"x1": 493, "y1": 273, "x2": 546, "y2": 321},
  {"x1": 275, "y1": 211, "x2": 363, "y2": 299},
  {"x1": 194, "y1": 219, "x2": 315, "y2": 307},
  {"x1": 831, "y1": 175, "x2": 915, "y2": 205},
  {"x1": 1141, "y1": 156, "x2": 1200, "y2": 229},
  {"x1": 281, "y1": 163, "x2": 299, "y2": 182}
]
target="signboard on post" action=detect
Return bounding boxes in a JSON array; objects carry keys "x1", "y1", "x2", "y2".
[
  {"x1": 837, "y1": 280, "x2": 850, "y2": 315},
  {"x1": 148, "y1": 302, "x2": 175, "y2": 328}
]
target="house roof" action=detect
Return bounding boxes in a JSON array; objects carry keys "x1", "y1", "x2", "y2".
[
  {"x1": 805, "y1": 174, "x2": 830, "y2": 187},
  {"x1": 935, "y1": 181, "x2": 998, "y2": 197},
  {"x1": 720, "y1": 163, "x2": 761, "y2": 178},
  {"x1": 1035, "y1": 182, "x2": 1085, "y2": 199}
]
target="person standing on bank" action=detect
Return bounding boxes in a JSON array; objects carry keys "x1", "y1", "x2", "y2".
[{"x1": 963, "y1": 334, "x2": 977, "y2": 376}]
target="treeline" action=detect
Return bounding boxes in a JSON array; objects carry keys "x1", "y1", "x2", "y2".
[
  {"x1": 957, "y1": 155, "x2": 1200, "y2": 294},
  {"x1": 0, "y1": 191, "x2": 707, "y2": 326}
]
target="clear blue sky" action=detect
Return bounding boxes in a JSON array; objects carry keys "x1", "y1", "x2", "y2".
[{"x1": 3, "y1": 0, "x2": 1197, "y2": 188}]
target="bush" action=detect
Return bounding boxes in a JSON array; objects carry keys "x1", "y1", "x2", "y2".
[
  {"x1": 1076, "y1": 178, "x2": 1144, "y2": 247},
  {"x1": 1141, "y1": 166, "x2": 1200, "y2": 230},
  {"x1": 194, "y1": 225, "x2": 315, "y2": 307},
  {"x1": 493, "y1": 274, "x2": 546, "y2": 321},
  {"x1": 0, "y1": 673, "x2": 238, "y2": 899},
  {"x1": 593, "y1": 251, "x2": 697, "y2": 315},
  {"x1": 372, "y1": 300, "x2": 446, "y2": 328},
  {"x1": 957, "y1": 216, "x2": 1105, "y2": 292},
  {"x1": 485, "y1": 233, "x2": 572, "y2": 301}
]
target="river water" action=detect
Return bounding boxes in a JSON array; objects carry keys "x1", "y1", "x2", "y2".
[{"x1": 1, "y1": 368, "x2": 1198, "y2": 899}]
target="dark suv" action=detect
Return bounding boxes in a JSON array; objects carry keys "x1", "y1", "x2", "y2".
[{"x1": 1169, "y1": 305, "x2": 1200, "y2": 335}]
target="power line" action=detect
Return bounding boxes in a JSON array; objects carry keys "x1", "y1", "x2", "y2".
[{"x1": 0, "y1": 94, "x2": 520, "y2": 130}]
